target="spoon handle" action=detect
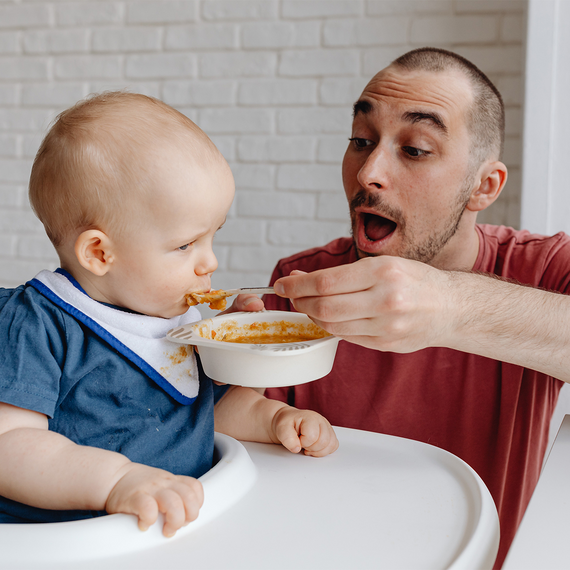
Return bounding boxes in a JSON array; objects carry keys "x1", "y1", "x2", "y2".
[{"x1": 228, "y1": 287, "x2": 275, "y2": 296}]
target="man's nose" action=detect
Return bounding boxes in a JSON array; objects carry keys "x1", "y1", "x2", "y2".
[{"x1": 357, "y1": 146, "x2": 390, "y2": 191}]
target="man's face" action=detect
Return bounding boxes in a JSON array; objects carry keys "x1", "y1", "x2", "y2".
[{"x1": 342, "y1": 66, "x2": 477, "y2": 266}]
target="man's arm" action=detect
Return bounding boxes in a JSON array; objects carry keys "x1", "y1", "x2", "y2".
[
  {"x1": 273, "y1": 255, "x2": 570, "y2": 382},
  {"x1": 0, "y1": 402, "x2": 203, "y2": 535}
]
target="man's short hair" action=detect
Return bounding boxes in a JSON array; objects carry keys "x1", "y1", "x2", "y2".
[{"x1": 392, "y1": 47, "x2": 505, "y2": 165}]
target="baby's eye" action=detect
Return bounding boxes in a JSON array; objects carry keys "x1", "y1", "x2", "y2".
[{"x1": 178, "y1": 243, "x2": 191, "y2": 251}]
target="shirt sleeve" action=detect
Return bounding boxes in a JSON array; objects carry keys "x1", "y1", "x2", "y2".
[
  {"x1": 539, "y1": 233, "x2": 570, "y2": 294},
  {"x1": 0, "y1": 287, "x2": 65, "y2": 417},
  {"x1": 212, "y1": 382, "x2": 230, "y2": 404}
]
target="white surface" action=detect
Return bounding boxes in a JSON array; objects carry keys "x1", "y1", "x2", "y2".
[
  {"x1": 521, "y1": 0, "x2": 570, "y2": 234},
  {"x1": 503, "y1": 414, "x2": 570, "y2": 570},
  {"x1": 3, "y1": 427, "x2": 499, "y2": 570},
  {"x1": 167, "y1": 311, "x2": 341, "y2": 387},
  {"x1": 517, "y1": 0, "x2": 570, "y2": 472},
  {"x1": 1, "y1": 433, "x2": 257, "y2": 568}
]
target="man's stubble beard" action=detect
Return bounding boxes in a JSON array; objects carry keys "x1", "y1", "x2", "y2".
[{"x1": 349, "y1": 175, "x2": 474, "y2": 265}]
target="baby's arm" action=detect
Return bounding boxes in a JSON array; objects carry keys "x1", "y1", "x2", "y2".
[
  {"x1": 0, "y1": 402, "x2": 202, "y2": 536},
  {"x1": 214, "y1": 387, "x2": 338, "y2": 457}
]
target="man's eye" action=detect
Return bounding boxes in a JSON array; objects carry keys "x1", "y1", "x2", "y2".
[
  {"x1": 349, "y1": 137, "x2": 374, "y2": 149},
  {"x1": 402, "y1": 146, "x2": 428, "y2": 158}
]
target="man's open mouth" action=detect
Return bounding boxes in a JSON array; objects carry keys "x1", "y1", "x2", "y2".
[{"x1": 362, "y1": 212, "x2": 397, "y2": 242}]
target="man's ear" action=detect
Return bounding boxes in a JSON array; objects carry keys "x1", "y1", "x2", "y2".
[
  {"x1": 466, "y1": 161, "x2": 508, "y2": 212},
  {"x1": 74, "y1": 230, "x2": 114, "y2": 276}
]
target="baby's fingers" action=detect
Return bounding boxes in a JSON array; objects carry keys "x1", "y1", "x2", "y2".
[
  {"x1": 297, "y1": 420, "x2": 322, "y2": 450},
  {"x1": 275, "y1": 422, "x2": 303, "y2": 454},
  {"x1": 302, "y1": 425, "x2": 339, "y2": 457},
  {"x1": 133, "y1": 493, "x2": 159, "y2": 532},
  {"x1": 180, "y1": 477, "x2": 204, "y2": 522},
  {"x1": 158, "y1": 478, "x2": 204, "y2": 537},
  {"x1": 156, "y1": 489, "x2": 186, "y2": 537}
]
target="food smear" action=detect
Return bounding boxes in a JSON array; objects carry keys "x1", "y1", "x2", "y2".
[
  {"x1": 198, "y1": 319, "x2": 331, "y2": 344},
  {"x1": 185, "y1": 290, "x2": 230, "y2": 311}
]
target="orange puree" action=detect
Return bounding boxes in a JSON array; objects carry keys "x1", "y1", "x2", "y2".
[{"x1": 201, "y1": 319, "x2": 331, "y2": 344}]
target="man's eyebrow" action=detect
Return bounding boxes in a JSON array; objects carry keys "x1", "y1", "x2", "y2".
[
  {"x1": 353, "y1": 100, "x2": 372, "y2": 117},
  {"x1": 402, "y1": 111, "x2": 448, "y2": 135}
]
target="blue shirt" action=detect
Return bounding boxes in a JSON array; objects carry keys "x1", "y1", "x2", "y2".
[{"x1": 0, "y1": 282, "x2": 227, "y2": 523}]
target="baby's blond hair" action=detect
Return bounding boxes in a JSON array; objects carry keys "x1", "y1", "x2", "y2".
[{"x1": 29, "y1": 91, "x2": 220, "y2": 247}]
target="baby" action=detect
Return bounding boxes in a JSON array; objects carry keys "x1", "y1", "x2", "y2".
[{"x1": 0, "y1": 92, "x2": 338, "y2": 537}]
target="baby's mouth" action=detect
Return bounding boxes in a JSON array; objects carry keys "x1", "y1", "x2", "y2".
[{"x1": 362, "y1": 212, "x2": 397, "y2": 241}]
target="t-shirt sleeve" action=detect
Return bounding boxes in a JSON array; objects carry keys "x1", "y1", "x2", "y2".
[
  {"x1": 539, "y1": 233, "x2": 570, "y2": 294},
  {"x1": 0, "y1": 287, "x2": 65, "y2": 417},
  {"x1": 212, "y1": 382, "x2": 230, "y2": 404}
]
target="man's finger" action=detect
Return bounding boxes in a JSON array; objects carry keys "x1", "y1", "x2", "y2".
[
  {"x1": 219, "y1": 294, "x2": 265, "y2": 315},
  {"x1": 291, "y1": 289, "x2": 380, "y2": 324},
  {"x1": 274, "y1": 257, "x2": 388, "y2": 300}
]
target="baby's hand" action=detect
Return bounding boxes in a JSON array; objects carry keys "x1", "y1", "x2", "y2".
[
  {"x1": 105, "y1": 463, "x2": 203, "y2": 537},
  {"x1": 221, "y1": 293, "x2": 265, "y2": 315},
  {"x1": 271, "y1": 407, "x2": 339, "y2": 457}
]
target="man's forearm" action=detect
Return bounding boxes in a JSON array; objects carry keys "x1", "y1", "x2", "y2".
[
  {"x1": 445, "y1": 271, "x2": 570, "y2": 382},
  {"x1": 274, "y1": 255, "x2": 570, "y2": 381}
]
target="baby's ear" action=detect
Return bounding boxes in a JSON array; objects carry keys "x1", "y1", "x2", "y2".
[{"x1": 74, "y1": 230, "x2": 114, "y2": 276}]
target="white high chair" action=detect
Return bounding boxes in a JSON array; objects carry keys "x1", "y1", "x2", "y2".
[{"x1": 1, "y1": 433, "x2": 256, "y2": 568}]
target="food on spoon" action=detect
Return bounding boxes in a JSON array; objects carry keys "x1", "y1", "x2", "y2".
[{"x1": 185, "y1": 290, "x2": 231, "y2": 311}]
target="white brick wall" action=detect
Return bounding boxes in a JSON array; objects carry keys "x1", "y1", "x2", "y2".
[{"x1": 0, "y1": 0, "x2": 527, "y2": 302}]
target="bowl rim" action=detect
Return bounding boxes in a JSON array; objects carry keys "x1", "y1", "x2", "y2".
[{"x1": 166, "y1": 310, "x2": 338, "y2": 355}]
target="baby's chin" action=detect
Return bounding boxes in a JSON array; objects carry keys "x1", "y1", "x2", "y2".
[{"x1": 142, "y1": 304, "x2": 189, "y2": 320}]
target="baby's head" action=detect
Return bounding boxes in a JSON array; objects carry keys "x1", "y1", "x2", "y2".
[{"x1": 29, "y1": 91, "x2": 235, "y2": 318}]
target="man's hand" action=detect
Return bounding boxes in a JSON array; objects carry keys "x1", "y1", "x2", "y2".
[
  {"x1": 273, "y1": 255, "x2": 453, "y2": 353},
  {"x1": 220, "y1": 294, "x2": 265, "y2": 314},
  {"x1": 273, "y1": 254, "x2": 570, "y2": 382},
  {"x1": 270, "y1": 406, "x2": 339, "y2": 457},
  {"x1": 105, "y1": 464, "x2": 204, "y2": 537}
]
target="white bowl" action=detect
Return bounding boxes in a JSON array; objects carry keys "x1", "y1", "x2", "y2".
[{"x1": 166, "y1": 311, "x2": 340, "y2": 388}]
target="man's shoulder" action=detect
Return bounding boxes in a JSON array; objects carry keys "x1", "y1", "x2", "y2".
[
  {"x1": 476, "y1": 224, "x2": 570, "y2": 289},
  {"x1": 477, "y1": 224, "x2": 570, "y2": 263},
  {"x1": 478, "y1": 224, "x2": 570, "y2": 247},
  {"x1": 274, "y1": 237, "x2": 355, "y2": 273}
]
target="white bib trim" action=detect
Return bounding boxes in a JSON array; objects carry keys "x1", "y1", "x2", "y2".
[{"x1": 29, "y1": 269, "x2": 202, "y2": 405}]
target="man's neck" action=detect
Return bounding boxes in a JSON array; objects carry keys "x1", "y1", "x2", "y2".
[{"x1": 429, "y1": 221, "x2": 480, "y2": 272}]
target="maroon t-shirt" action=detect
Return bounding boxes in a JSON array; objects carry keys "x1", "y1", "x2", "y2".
[{"x1": 264, "y1": 224, "x2": 570, "y2": 569}]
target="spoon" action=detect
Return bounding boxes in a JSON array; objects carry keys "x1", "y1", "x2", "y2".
[{"x1": 186, "y1": 287, "x2": 275, "y2": 309}]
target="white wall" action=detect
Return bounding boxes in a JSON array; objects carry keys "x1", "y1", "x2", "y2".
[
  {"x1": 521, "y1": 0, "x2": 570, "y2": 236},
  {"x1": 0, "y1": 0, "x2": 527, "y2": 292},
  {"x1": 520, "y1": 0, "x2": 570, "y2": 456}
]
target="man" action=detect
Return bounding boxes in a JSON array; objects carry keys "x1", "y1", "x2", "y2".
[{"x1": 262, "y1": 47, "x2": 570, "y2": 569}]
